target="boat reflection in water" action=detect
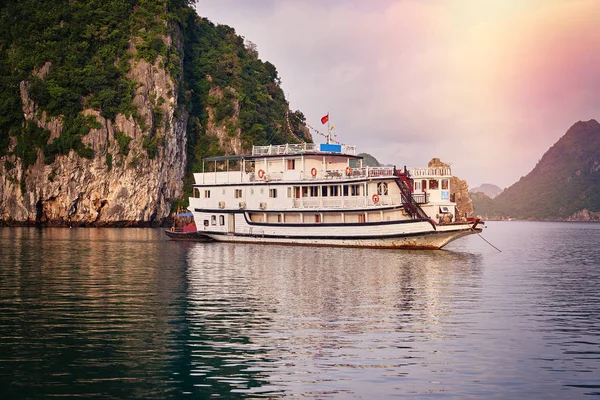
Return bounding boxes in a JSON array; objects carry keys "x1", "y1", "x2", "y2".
[
  {"x1": 182, "y1": 242, "x2": 483, "y2": 398},
  {"x1": 3, "y1": 224, "x2": 599, "y2": 399}
]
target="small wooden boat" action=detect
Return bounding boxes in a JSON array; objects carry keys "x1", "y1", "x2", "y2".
[{"x1": 165, "y1": 221, "x2": 213, "y2": 242}]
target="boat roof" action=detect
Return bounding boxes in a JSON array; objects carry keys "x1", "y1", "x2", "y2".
[{"x1": 203, "y1": 155, "x2": 246, "y2": 162}]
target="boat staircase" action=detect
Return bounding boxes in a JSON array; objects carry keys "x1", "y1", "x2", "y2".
[{"x1": 394, "y1": 174, "x2": 429, "y2": 220}]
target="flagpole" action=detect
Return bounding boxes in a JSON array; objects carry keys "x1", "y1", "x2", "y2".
[{"x1": 327, "y1": 111, "x2": 330, "y2": 144}]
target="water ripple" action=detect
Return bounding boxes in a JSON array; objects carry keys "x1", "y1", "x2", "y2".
[{"x1": 1, "y1": 223, "x2": 599, "y2": 398}]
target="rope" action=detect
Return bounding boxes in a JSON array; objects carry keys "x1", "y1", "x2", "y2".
[
  {"x1": 477, "y1": 233, "x2": 502, "y2": 252},
  {"x1": 285, "y1": 109, "x2": 304, "y2": 142}
]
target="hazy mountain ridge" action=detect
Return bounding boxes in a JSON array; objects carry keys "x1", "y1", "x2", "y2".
[
  {"x1": 473, "y1": 119, "x2": 600, "y2": 220},
  {"x1": 470, "y1": 183, "x2": 503, "y2": 199}
]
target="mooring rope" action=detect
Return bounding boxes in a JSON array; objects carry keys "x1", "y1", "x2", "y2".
[{"x1": 477, "y1": 233, "x2": 502, "y2": 252}]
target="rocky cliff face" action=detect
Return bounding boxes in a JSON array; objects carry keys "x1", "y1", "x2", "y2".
[
  {"x1": 0, "y1": 33, "x2": 187, "y2": 226},
  {"x1": 566, "y1": 209, "x2": 600, "y2": 222},
  {"x1": 451, "y1": 176, "x2": 474, "y2": 220},
  {"x1": 470, "y1": 183, "x2": 503, "y2": 199},
  {"x1": 427, "y1": 158, "x2": 473, "y2": 220}
]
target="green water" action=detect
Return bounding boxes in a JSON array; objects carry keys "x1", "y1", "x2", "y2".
[{"x1": 1, "y1": 223, "x2": 599, "y2": 399}]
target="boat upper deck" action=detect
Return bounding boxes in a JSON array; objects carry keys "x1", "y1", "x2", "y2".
[
  {"x1": 251, "y1": 143, "x2": 357, "y2": 157},
  {"x1": 194, "y1": 142, "x2": 452, "y2": 186},
  {"x1": 193, "y1": 166, "x2": 453, "y2": 186}
]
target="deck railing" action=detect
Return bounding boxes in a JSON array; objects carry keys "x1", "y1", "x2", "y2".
[
  {"x1": 291, "y1": 195, "x2": 402, "y2": 209},
  {"x1": 408, "y1": 167, "x2": 452, "y2": 177},
  {"x1": 196, "y1": 166, "x2": 397, "y2": 184},
  {"x1": 252, "y1": 143, "x2": 357, "y2": 156}
]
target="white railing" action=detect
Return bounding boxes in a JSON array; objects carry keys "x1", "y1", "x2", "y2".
[
  {"x1": 252, "y1": 143, "x2": 357, "y2": 156},
  {"x1": 408, "y1": 167, "x2": 452, "y2": 177},
  {"x1": 252, "y1": 143, "x2": 319, "y2": 155},
  {"x1": 195, "y1": 166, "x2": 397, "y2": 184},
  {"x1": 366, "y1": 167, "x2": 395, "y2": 177}
]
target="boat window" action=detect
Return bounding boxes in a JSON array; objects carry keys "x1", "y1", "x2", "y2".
[
  {"x1": 269, "y1": 188, "x2": 277, "y2": 198},
  {"x1": 343, "y1": 185, "x2": 349, "y2": 196},
  {"x1": 414, "y1": 181, "x2": 421, "y2": 190},
  {"x1": 278, "y1": 214, "x2": 283, "y2": 222},
  {"x1": 194, "y1": 188, "x2": 200, "y2": 198},
  {"x1": 287, "y1": 159, "x2": 295, "y2": 170},
  {"x1": 439, "y1": 206, "x2": 450, "y2": 213},
  {"x1": 310, "y1": 186, "x2": 319, "y2": 197},
  {"x1": 204, "y1": 190, "x2": 210, "y2": 198},
  {"x1": 422, "y1": 180, "x2": 427, "y2": 191},
  {"x1": 358, "y1": 214, "x2": 365, "y2": 223},
  {"x1": 442, "y1": 179, "x2": 449, "y2": 190},
  {"x1": 287, "y1": 187, "x2": 292, "y2": 198},
  {"x1": 321, "y1": 186, "x2": 328, "y2": 197},
  {"x1": 429, "y1": 179, "x2": 439, "y2": 190},
  {"x1": 315, "y1": 214, "x2": 321, "y2": 223},
  {"x1": 331, "y1": 185, "x2": 339, "y2": 196},
  {"x1": 204, "y1": 220, "x2": 209, "y2": 226},
  {"x1": 377, "y1": 182, "x2": 388, "y2": 195},
  {"x1": 351, "y1": 184, "x2": 360, "y2": 196},
  {"x1": 302, "y1": 187, "x2": 309, "y2": 197},
  {"x1": 219, "y1": 215, "x2": 225, "y2": 225},
  {"x1": 211, "y1": 215, "x2": 216, "y2": 225},
  {"x1": 234, "y1": 189, "x2": 243, "y2": 198}
]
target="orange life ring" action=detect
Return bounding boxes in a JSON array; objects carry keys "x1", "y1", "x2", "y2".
[
  {"x1": 372, "y1": 194, "x2": 380, "y2": 204},
  {"x1": 311, "y1": 167, "x2": 317, "y2": 177},
  {"x1": 346, "y1": 166, "x2": 352, "y2": 176},
  {"x1": 258, "y1": 169, "x2": 265, "y2": 178}
]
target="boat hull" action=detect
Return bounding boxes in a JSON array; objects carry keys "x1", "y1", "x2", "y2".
[
  {"x1": 192, "y1": 211, "x2": 482, "y2": 249},
  {"x1": 202, "y1": 229, "x2": 478, "y2": 249},
  {"x1": 164, "y1": 230, "x2": 213, "y2": 242}
]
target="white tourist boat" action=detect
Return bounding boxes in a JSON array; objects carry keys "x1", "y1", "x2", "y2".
[{"x1": 186, "y1": 142, "x2": 483, "y2": 249}]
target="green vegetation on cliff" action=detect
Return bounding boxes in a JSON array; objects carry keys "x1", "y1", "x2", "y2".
[
  {"x1": 0, "y1": 0, "x2": 192, "y2": 163},
  {"x1": 473, "y1": 120, "x2": 600, "y2": 219},
  {"x1": 181, "y1": 14, "x2": 310, "y2": 175}
]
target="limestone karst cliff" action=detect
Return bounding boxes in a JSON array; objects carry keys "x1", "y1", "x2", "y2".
[
  {"x1": 0, "y1": 0, "x2": 310, "y2": 225},
  {"x1": 427, "y1": 158, "x2": 474, "y2": 220}
]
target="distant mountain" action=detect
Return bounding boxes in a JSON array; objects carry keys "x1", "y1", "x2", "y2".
[
  {"x1": 470, "y1": 183, "x2": 503, "y2": 199},
  {"x1": 473, "y1": 120, "x2": 600, "y2": 220}
]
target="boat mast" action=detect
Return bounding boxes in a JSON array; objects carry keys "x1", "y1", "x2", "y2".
[{"x1": 326, "y1": 111, "x2": 331, "y2": 144}]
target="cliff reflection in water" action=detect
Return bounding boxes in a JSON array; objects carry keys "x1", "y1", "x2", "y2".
[
  {"x1": 182, "y1": 243, "x2": 483, "y2": 397},
  {"x1": 0, "y1": 228, "x2": 189, "y2": 399}
]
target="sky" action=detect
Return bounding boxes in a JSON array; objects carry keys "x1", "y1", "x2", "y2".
[{"x1": 193, "y1": 0, "x2": 600, "y2": 188}]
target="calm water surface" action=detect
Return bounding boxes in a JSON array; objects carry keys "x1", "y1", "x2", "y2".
[{"x1": 1, "y1": 222, "x2": 599, "y2": 399}]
